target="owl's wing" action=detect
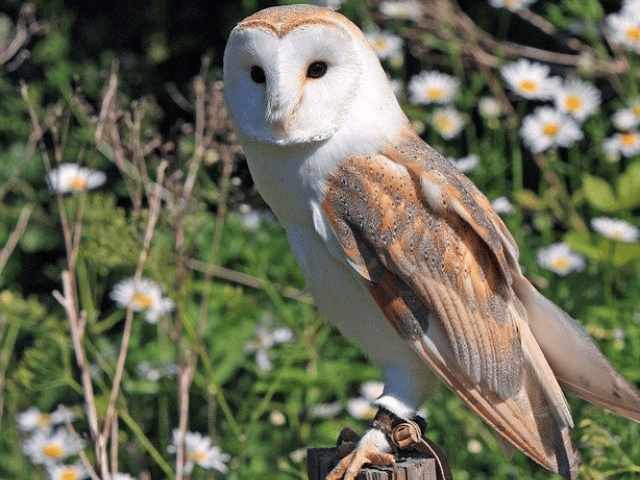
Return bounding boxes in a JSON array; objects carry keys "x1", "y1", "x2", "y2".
[{"x1": 320, "y1": 133, "x2": 640, "y2": 478}]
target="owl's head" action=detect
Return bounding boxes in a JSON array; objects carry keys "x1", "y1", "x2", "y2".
[{"x1": 223, "y1": 5, "x2": 405, "y2": 147}]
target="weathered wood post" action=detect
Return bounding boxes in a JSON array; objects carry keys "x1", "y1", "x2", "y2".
[{"x1": 307, "y1": 448, "x2": 439, "y2": 480}]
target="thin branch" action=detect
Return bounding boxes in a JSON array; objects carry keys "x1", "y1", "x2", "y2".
[
  {"x1": 52, "y1": 275, "x2": 100, "y2": 444},
  {"x1": 94, "y1": 61, "x2": 120, "y2": 144},
  {"x1": 175, "y1": 354, "x2": 197, "y2": 480},
  {"x1": 101, "y1": 160, "x2": 168, "y2": 441},
  {"x1": 184, "y1": 258, "x2": 311, "y2": 304},
  {"x1": 0, "y1": 203, "x2": 33, "y2": 275},
  {"x1": 0, "y1": 4, "x2": 46, "y2": 67}
]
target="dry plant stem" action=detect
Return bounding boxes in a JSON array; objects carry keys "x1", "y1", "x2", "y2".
[
  {"x1": 52, "y1": 275, "x2": 100, "y2": 448},
  {"x1": 100, "y1": 160, "x2": 169, "y2": 451},
  {"x1": 59, "y1": 406, "x2": 101, "y2": 480},
  {"x1": 95, "y1": 61, "x2": 120, "y2": 144},
  {"x1": 184, "y1": 257, "x2": 311, "y2": 304},
  {"x1": 516, "y1": 8, "x2": 589, "y2": 52},
  {"x1": 416, "y1": 0, "x2": 628, "y2": 77},
  {"x1": 0, "y1": 203, "x2": 33, "y2": 275},
  {"x1": 175, "y1": 355, "x2": 197, "y2": 480},
  {"x1": 0, "y1": 4, "x2": 46, "y2": 67},
  {"x1": 22, "y1": 81, "x2": 108, "y2": 474}
]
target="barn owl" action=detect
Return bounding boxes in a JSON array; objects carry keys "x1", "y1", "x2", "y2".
[{"x1": 223, "y1": 4, "x2": 640, "y2": 479}]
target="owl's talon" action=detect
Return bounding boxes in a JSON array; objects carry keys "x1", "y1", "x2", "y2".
[{"x1": 325, "y1": 428, "x2": 395, "y2": 480}]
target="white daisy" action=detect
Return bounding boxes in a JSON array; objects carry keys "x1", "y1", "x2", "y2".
[
  {"x1": 170, "y1": 429, "x2": 231, "y2": 475},
  {"x1": 308, "y1": 402, "x2": 342, "y2": 419},
  {"x1": 346, "y1": 397, "x2": 377, "y2": 420},
  {"x1": 21, "y1": 427, "x2": 85, "y2": 465},
  {"x1": 520, "y1": 107, "x2": 583, "y2": 152},
  {"x1": 591, "y1": 217, "x2": 640, "y2": 243},
  {"x1": 501, "y1": 59, "x2": 559, "y2": 100},
  {"x1": 136, "y1": 361, "x2": 177, "y2": 381},
  {"x1": 363, "y1": 27, "x2": 403, "y2": 61},
  {"x1": 449, "y1": 154, "x2": 479, "y2": 173},
  {"x1": 270, "y1": 410, "x2": 286, "y2": 426},
  {"x1": 489, "y1": 0, "x2": 537, "y2": 12},
  {"x1": 379, "y1": 1, "x2": 422, "y2": 20},
  {"x1": 408, "y1": 71, "x2": 459, "y2": 105},
  {"x1": 46, "y1": 463, "x2": 88, "y2": 480},
  {"x1": 17, "y1": 407, "x2": 53, "y2": 432},
  {"x1": 607, "y1": 12, "x2": 640, "y2": 53},
  {"x1": 611, "y1": 108, "x2": 639, "y2": 131},
  {"x1": 244, "y1": 319, "x2": 295, "y2": 372},
  {"x1": 110, "y1": 474, "x2": 137, "y2": 480},
  {"x1": 622, "y1": 0, "x2": 640, "y2": 18},
  {"x1": 554, "y1": 78, "x2": 601, "y2": 122},
  {"x1": 602, "y1": 131, "x2": 640, "y2": 158},
  {"x1": 45, "y1": 163, "x2": 106, "y2": 194},
  {"x1": 492, "y1": 196, "x2": 515, "y2": 214},
  {"x1": 359, "y1": 381, "x2": 384, "y2": 401},
  {"x1": 536, "y1": 242, "x2": 586, "y2": 276},
  {"x1": 478, "y1": 96, "x2": 502, "y2": 118},
  {"x1": 110, "y1": 277, "x2": 174, "y2": 324},
  {"x1": 431, "y1": 106, "x2": 464, "y2": 139},
  {"x1": 467, "y1": 439, "x2": 483, "y2": 454}
]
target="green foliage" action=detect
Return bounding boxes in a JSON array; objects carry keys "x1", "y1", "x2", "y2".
[{"x1": 582, "y1": 162, "x2": 640, "y2": 212}]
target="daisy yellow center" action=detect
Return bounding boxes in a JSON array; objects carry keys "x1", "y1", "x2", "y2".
[
  {"x1": 68, "y1": 176, "x2": 88, "y2": 191},
  {"x1": 426, "y1": 87, "x2": 445, "y2": 101},
  {"x1": 191, "y1": 449, "x2": 208, "y2": 462},
  {"x1": 434, "y1": 116, "x2": 453, "y2": 133},
  {"x1": 38, "y1": 413, "x2": 52, "y2": 428},
  {"x1": 542, "y1": 122, "x2": 559, "y2": 137},
  {"x1": 133, "y1": 292, "x2": 153, "y2": 309},
  {"x1": 609, "y1": 230, "x2": 625, "y2": 241},
  {"x1": 621, "y1": 133, "x2": 638, "y2": 146},
  {"x1": 43, "y1": 443, "x2": 64, "y2": 459},
  {"x1": 374, "y1": 38, "x2": 387, "y2": 50},
  {"x1": 518, "y1": 79, "x2": 538, "y2": 94},
  {"x1": 564, "y1": 95, "x2": 582, "y2": 112},
  {"x1": 61, "y1": 468, "x2": 80, "y2": 480},
  {"x1": 625, "y1": 26, "x2": 640, "y2": 42},
  {"x1": 551, "y1": 257, "x2": 570, "y2": 271},
  {"x1": 633, "y1": 105, "x2": 640, "y2": 117}
]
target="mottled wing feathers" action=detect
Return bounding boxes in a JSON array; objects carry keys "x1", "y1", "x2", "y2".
[
  {"x1": 321, "y1": 142, "x2": 526, "y2": 399},
  {"x1": 320, "y1": 132, "x2": 579, "y2": 478}
]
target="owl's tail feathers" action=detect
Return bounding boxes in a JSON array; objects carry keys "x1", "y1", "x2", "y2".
[{"x1": 513, "y1": 275, "x2": 640, "y2": 422}]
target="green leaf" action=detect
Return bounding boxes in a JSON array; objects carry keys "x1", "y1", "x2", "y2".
[
  {"x1": 564, "y1": 230, "x2": 607, "y2": 262},
  {"x1": 616, "y1": 161, "x2": 640, "y2": 209},
  {"x1": 582, "y1": 174, "x2": 620, "y2": 212}
]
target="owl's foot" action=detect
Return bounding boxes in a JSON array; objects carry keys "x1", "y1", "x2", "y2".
[
  {"x1": 325, "y1": 427, "x2": 396, "y2": 480},
  {"x1": 325, "y1": 408, "x2": 452, "y2": 480}
]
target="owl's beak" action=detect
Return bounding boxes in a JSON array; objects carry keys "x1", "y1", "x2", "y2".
[{"x1": 266, "y1": 103, "x2": 289, "y2": 138}]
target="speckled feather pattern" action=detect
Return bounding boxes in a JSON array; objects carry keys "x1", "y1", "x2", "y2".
[{"x1": 321, "y1": 130, "x2": 523, "y2": 398}]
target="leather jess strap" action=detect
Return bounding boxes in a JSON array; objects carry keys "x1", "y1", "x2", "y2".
[{"x1": 371, "y1": 408, "x2": 453, "y2": 480}]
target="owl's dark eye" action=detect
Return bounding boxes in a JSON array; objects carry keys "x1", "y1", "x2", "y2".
[
  {"x1": 250, "y1": 66, "x2": 266, "y2": 84},
  {"x1": 307, "y1": 61, "x2": 328, "y2": 79}
]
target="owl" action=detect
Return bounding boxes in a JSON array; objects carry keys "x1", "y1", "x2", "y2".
[{"x1": 223, "y1": 4, "x2": 640, "y2": 479}]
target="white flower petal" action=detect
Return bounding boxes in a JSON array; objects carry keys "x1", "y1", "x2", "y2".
[{"x1": 591, "y1": 217, "x2": 640, "y2": 243}]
